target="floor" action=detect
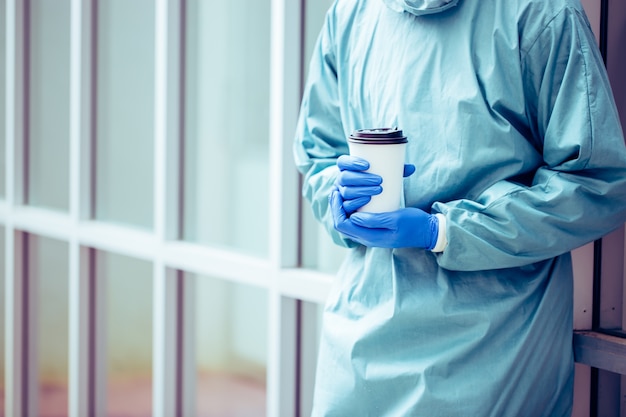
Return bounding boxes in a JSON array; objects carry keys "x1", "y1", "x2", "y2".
[{"x1": 0, "y1": 372, "x2": 266, "y2": 417}]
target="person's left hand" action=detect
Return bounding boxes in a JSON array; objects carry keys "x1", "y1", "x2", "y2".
[
  {"x1": 334, "y1": 155, "x2": 417, "y2": 215},
  {"x1": 329, "y1": 189, "x2": 439, "y2": 249}
]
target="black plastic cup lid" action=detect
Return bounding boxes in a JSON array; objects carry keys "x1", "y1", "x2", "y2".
[{"x1": 348, "y1": 127, "x2": 407, "y2": 144}]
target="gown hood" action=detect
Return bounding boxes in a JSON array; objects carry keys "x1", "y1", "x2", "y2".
[{"x1": 382, "y1": 0, "x2": 460, "y2": 15}]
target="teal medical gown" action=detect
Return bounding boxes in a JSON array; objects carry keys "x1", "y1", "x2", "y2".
[{"x1": 294, "y1": 0, "x2": 626, "y2": 415}]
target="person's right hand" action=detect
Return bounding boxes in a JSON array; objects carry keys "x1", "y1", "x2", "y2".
[{"x1": 334, "y1": 155, "x2": 382, "y2": 215}]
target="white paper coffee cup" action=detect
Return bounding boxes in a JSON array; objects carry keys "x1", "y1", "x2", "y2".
[{"x1": 347, "y1": 128, "x2": 408, "y2": 213}]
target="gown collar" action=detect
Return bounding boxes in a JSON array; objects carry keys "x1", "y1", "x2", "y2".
[{"x1": 382, "y1": 0, "x2": 460, "y2": 15}]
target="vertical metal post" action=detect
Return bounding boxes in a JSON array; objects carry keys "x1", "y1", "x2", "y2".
[
  {"x1": 152, "y1": 267, "x2": 178, "y2": 417},
  {"x1": 153, "y1": 0, "x2": 190, "y2": 415},
  {"x1": 3, "y1": 2, "x2": 17, "y2": 416},
  {"x1": 267, "y1": 0, "x2": 304, "y2": 414},
  {"x1": 180, "y1": 273, "x2": 196, "y2": 417},
  {"x1": 68, "y1": 0, "x2": 100, "y2": 415}
]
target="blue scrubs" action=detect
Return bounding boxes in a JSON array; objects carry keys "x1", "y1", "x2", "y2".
[{"x1": 294, "y1": 0, "x2": 626, "y2": 415}]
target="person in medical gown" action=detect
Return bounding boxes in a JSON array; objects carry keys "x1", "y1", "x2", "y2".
[{"x1": 294, "y1": 0, "x2": 626, "y2": 415}]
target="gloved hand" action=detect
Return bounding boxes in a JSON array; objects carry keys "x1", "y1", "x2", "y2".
[
  {"x1": 329, "y1": 189, "x2": 439, "y2": 249},
  {"x1": 335, "y1": 155, "x2": 416, "y2": 214}
]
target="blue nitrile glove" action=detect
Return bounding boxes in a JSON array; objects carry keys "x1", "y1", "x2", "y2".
[
  {"x1": 329, "y1": 189, "x2": 439, "y2": 249},
  {"x1": 335, "y1": 155, "x2": 383, "y2": 214},
  {"x1": 335, "y1": 155, "x2": 416, "y2": 214}
]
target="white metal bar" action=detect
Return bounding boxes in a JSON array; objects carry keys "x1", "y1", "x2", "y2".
[
  {"x1": 278, "y1": 268, "x2": 332, "y2": 304},
  {"x1": 162, "y1": 0, "x2": 182, "y2": 243},
  {"x1": 69, "y1": 0, "x2": 81, "y2": 226},
  {"x1": 77, "y1": 0, "x2": 94, "y2": 221},
  {"x1": 11, "y1": 0, "x2": 26, "y2": 208},
  {"x1": 68, "y1": 244, "x2": 90, "y2": 417},
  {"x1": 299, "y1": 301, "x2": 322, "y2": 417},
  {"x1": 4, "y1": 224, "x2": 17, "y2": 416},
  {"x1": 575, "y1": 331, "x2": 626, "y2": 375},
  {"x1": 267, "y1": 292, "x2": 298, "y2": 417},
  {"x1": 4, "y1": 0, "x2": 15, "y2": 208},
  {"x1": 152, "y1": 2, "x2": 180, "y2": 414},
  {"x1": 268, "y1": 0, "x2": 302, "y2": 270},
  {"x1": 267, "y1": 0, "x2": 303, "y2": 414},
  {"x1": 3, "y1": 205, "x2": 283, "y2": 289},
  {"x1": 2, "y1": 0, "x2": 15, "y2": 396},
  {"x1": 68, "y1": 0, "x2": 97, "y2": 415},
  {"x1": 0, "y1": 207, "x2": 279, "y2": 290},
  {"x1": 77, "y1": 220, "x2": 158, "y2": 260},
  {"x1": 92, "y1": 248, "x2": 108, "y2": 417},
  {"x1": 153, "y1": 0, "x2": 168, "y2": 244},
  {"x1": 9, "y1": 205, "x2": 73, "y2": 241},
  {"x1": 152, "y1": 267, "x2": 178, "y2": 417},
  {"x1": 181, "y1": 273, "x2": 197, "y2": 417},
  {"x1": 2, "y1": 0, "x2": 14, "y2": 409},
  {"x1": 25, "y1": 234, "x2": 40, "y2": 417},
  {"x1": 4, "y1": 224, "x2": 20, "y2": 417},
  {"x1": 67, "y1": 0, "x2": 87, "y2": 410},
  {"x1": 162, "y1": 240, "x2": 273, "y2": 287}
]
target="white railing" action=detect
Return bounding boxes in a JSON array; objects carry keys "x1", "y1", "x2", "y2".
[{"x1": 2, "y1": 0, "x2": 332, "y2": 416}]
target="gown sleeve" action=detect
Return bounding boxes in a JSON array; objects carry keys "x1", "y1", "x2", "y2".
[
  {"x1": 433, "y1": 6, "x2": 626, "y2": 271},
  {"x1": 293, "y1": 7, "x2": 359, "y2": 248}
]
